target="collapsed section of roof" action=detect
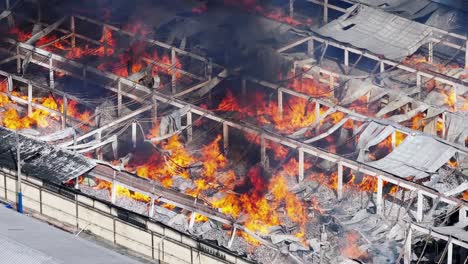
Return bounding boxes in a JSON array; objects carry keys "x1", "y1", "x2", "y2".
[
  {"x1": 358, "y1": 122, "x2": 458, "y2": 180},
  {"x1": 346, "y1": 0, "x2": 438, "y2": 19},
  {"x1": 0, "y1": 127, "x2": 96, "y2": 184},
  {"x1": 316, "y1": 5, "x2": 433, "y2": 60}
]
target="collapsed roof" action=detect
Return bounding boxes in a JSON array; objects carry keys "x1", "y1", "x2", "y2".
[
  {"x1": 317, "y1": 4, "x2": 433, "y2": 60},
  {"x1": 0, "y1": 127, "x2": 96, "y2": 184}
]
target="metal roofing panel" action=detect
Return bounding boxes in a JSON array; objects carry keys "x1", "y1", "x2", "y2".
[
  {"x1": 366, "y1": 135, "x2": 457, "y2": 180},
  {"x1": 317, "y1": 5, "x2": 433, "y2": 60},
  {"x1": 0, "y1": 127, "x2": 95, "y2": 184}
]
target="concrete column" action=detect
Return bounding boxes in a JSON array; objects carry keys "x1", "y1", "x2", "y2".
[
  {"x1": 132, "y1": 122, "x2": 137, "y2": 148},
  {"x1": 344, "y1": 48, "x2": 349, "y2": 67},
  {"x1": 337, "y1": 162, "x2": 343, "y2": 200},
  {"x1": 417, "y1": 191, "x2": 424, "y2": 222},
  {"x1": 323, "y1": 0, "x2": 328, "y2": 24},
  {"x1": 228, "y1": 226, "x2": 237, "y2": 249},
  {"x1": 307, "y1": 38, "x2": 314, "y2": 56},
  {"x1": 278, "y1": 89, "x2": 283, "y2": 119},
  {"x1": 465, "y1": 40, "x2": 468, "y2": 69},
  {"x1": 49, "y1": 58, "x2": 54, "y2": 88},
  {"x1": 459, "y1": 207, "x2": 468, "y2": 224},
  {"x1": 260, "y1": 135, "x2": 267, "y2": 168},
  {"x1": 70, "y1": 16, "x2": 76, "y2": 48},
  {"x1": 117, "y1": 80, "x2": 122, "y2": 117},
  {"x1": 404, "y1": 228, "x2": 412, "y2": 264},
  {"x1": 289, "y1": 0, "x2": 294, "y2": 18},
  {"x1": 62, "y1": 96, "x2": 68, "y2": 129},
  {"x1": 315, "y1": 101, "x2": 321, "y2": 134},
  {"x1": 186, "y1": 112, "x2": 193, "y2": 143},
  {"x1": 111, "y1": 179, "x2": 117, "y2": 204},
  {"x1": 391, "y1": 131, "x2": 397, "y2": 149},
  {"x1": 380, "y1": 61, "x2": 385, "y2": 73},
  {"x1": 376, "y1": 176, "x2": 383, "y2": 215},
  {"x1": 447, "y1": 242, "x2": 453, "y2": 264},
  {"x1": 453, "y1": 85, "x2": 458, "y2": 112},
  {"x1": 96, "y1": 131, "x2": 103, "y2": 160},
  {"x1": 171, "y1": 48, "x2": 176, "y2": 94},
  {"x1": 16, "y1": 46, "x2": 21, "y2": 74},
  {"x1": 152, "y1": 95, "x2": 158, "y2": 125},
  {"x1": 441, "y1": 112, "x2": 446, "y2": 139},
  {"x1": 27, "y1": 83, "x2": 32, "y2": 116},
  {"x1": 206, "y1": 60, "x2": 213, "y2": 80},
  {"x1": 428, "y1": 42, "x2": 434, "y2": 64},
  {"x1": 298, "y1": 149, "x2": 304, "y2": 182},
  {"x1": 189, "y1": 212, "x2": 196, "y2": 231},
  {"x1": 149, "y1": 197, "x2": 155, "y2": 218},
  {"x1": 223, "y1": 123, "x2": 229, "y2": 154}
]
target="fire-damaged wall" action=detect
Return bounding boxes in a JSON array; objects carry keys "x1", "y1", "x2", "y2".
[{"x1": 0, "y1": 168, "x2": 251, "y2": 264}]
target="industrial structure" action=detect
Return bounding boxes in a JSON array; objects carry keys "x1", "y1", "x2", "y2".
[{"x1": 0, "y1": 0, "x2": 467, "y2": 263}]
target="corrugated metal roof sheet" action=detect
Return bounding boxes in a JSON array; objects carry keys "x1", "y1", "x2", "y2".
[
  {"x1": 0, "y1": 127, "x2": 95, "y2": 184},
  {"x1": 366, "y1": 135, "x2": 457, "y2": 180},
  {"x1": 317, "y1": 5, "x2": 433, "y2": 60},
  {"x1": 346, "y1": 0, "x2": 438, "y2": 18}
]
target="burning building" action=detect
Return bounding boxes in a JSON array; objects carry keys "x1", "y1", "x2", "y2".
[{"x1": 0, "y1": 0, "x2": 467, "y2": 263}]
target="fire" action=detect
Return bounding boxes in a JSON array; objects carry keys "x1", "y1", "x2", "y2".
[{"x1": 93, "y1": 178, "x2": 150, "y2": 202}]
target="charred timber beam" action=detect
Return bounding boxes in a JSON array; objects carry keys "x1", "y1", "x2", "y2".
[
  {"x1": 411, "y1": 223, "x2": 468, "y2": 251},
  {"x1": 4, "y1": 38, "x2": 467, "y2": 214}
]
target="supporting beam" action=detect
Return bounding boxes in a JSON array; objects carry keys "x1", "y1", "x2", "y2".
[
  {"x1": 417, "y1": 191, "x2": 424, "y2": 222},
  {"x1": 95, "y1": 131, "x2": 103, "y2": 160},
  {"x1": 376, "y1": 176, "x2": 383, "y2": 215},
  {"x1": 117, "y1": 80, "x2": 122, "y2": 117},
  {"x1": 260, "y1": 135, "x2": 267, "y2": 168},
  {"x1": 27, "y1": 82, "x2": 32, "y2": 116},
  {"x1": 323, "y1": 0, "x2": 328, "y2": 24},
  {"x1": 49, "y1": 58, "x2": 54, "y2": 88},
  {"x1": 111, "y1": 174, "x2": 117, "y2": 204},
  {"x1": 223, "y1": 122, "x2": 229, "y2": 154},
  {"x1": 149, "y1": 197, "x2": 155, "y2": 218},
  {"x1": 186, "y1": 112, "x2": 192, "y2": 143},
  {"x1": 307, "y1": 38, "x2": 314, "y2": 56},
  {"x1": 171, "y1": 48, "x2": 176, "y2": 94},
  {"x1": 189, "y1": 212, "x2": 196, "y2": 231},
  {"x1": 337, "y1": 161, "x2": 343, "y2": 200},
  {"x1": 62, "y1": 95, "x2": 68, "y2": 129},
  {"x1": 298, "y1": 149, "x2": 304, "y2": 182},
  {"x1": 404, "y1": 228, "x2": 412, "y2": 264},
  {"x1": 428, "y1": 37, "x2": 434, "y2": 63},
  {"x1": 391, "y1": 131, "x2": 397, "y2": 149},
  {"x1": 380, "y1": 61, "x2": 385, "y2": 73},
  {"x1": 152, "y1": 94, "x2": 158, "y2": 125},
  {"x1": 344, "y1": 48, "x2": 349, "y2": 67},
  {"x1": 228, "y1": 225, "x2": 237, "y2": 249},
  {"x1": 447, "y1": 241, "x2": 453, "y2": 264},
  {"x1": 132, "y1": 121, "x2": 137, "y2": 148},
  {"x1": 70, "y1": 16, "x2": 76, "y2": 48},
  {"x1": 278, "y1": 89, "x2": 283, "y2": 119}
]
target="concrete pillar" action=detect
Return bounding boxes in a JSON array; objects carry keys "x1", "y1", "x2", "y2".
[
  {"x1": 298, "y1": 149, "x2": 304, "y2": 182},
  {"x1": 96, "y1": 131, "x2": 103, "y2": 160},
  {"x1": 344, "y1": 48, "x2": 349, "y2": 67},
  {"x1": 376, "y1": 176, "x2": 383, "y2": 215},
  {"x1": 447, "y1": 242, "x2": 453, "y2": 264},
  {"x1": 465, "y1": 40, "x2": 468, "y2": 69},
  {"x1": 189, "y1": 212, "x2": 196, "y2": 231},
  {"x1": 391, "y1": 131, "x2": 397, "y2": 149},
  {"x1": 223, "y1": 123, "x2": 229, "y2": 154},
  {"x1": 171, "y1": 48, "x2": 176, "y2": 94},
  {"x1": 152, "y1": 95, "x2": 158, "y2": 125},
  {"x1": 380, "y1": 61, "x2": 385, "y2": 73},
  {"x1": 132, "y1": 122, "x2": 137, "y2": 148},
  {"x1": 307, "y1": 38, "x2": 314, "y2": 56},
  {"x1": 428, "y1": 42, "x2": 434, "y2": 64},
  {"x1": 62, "y1": 96, "x2": 67, "y2": 129},
  {"x1": 27, "y1": 83, "x2": 32, "y2": 116},
  {"x1": 315, "y1": 101, "x2": 321, "y2": 134},
  {"x1": 49, "y1": 58, "x2": 54, "y2": 88},
  {"x1": 459, "y1": 207, "x2": 468, "y2": 224},
  {"x1": 149, "y1": 197, "x2": 155, "y2": 218},
  {"x1": 111, "y1": 180, "x2": 117, "y2": 204},
  {"x1": 337, "y1": 162, "x2": 343, "y2": 200},
  {"x1": 228, "y1": 226, "x2": 237, "y2": 249},
  {"x1": 278, "y1": 89, "x2": 283, "y2": 119},
  {"x1": 16, "y1": 46, "x2": 21, "y2": 74},
  {"x1": 417, "y1": 191, "x2": 424, "y2": 222},
  {"x1": 186, "y1": 112, "x2": 192, "y2": 143},
  {"x1": 206, "y1": 60, "x2": 213, "y2": 80},
  {"x1": 70, "y1": 16, "x2": 76, "y2": 48},
  {"x1": 404, "y1": 228, "x2": 412, "y2": 264},
  {"x1": 117, "y1": 80, "x2": 122, "y2": 117},
  {"x1": 441, "y1": 112, "x2": 446, "y2": 139},
  {"x1": 323, "y1": 0, "x2": 328, "y2": 24},
  {"x1": 260, "y1": 135, "x2": 267, "y2": 168},
  {"x1": 453, "y1": 85, "x2": 458, "y2": 112}
]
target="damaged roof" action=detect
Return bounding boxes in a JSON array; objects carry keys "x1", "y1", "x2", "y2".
[
  {"x1": 316, "y1": 4, "x2": 433, "y2": 60},
  {"x1": 0, "y1": 127, "x2": 96, "y2": 184},
  {"x1": 345, "y1": 0, "x2": 438, "y2": 18}
]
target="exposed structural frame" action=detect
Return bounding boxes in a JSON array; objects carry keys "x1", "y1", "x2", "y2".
[{"x1": 1, "y1": 12, "x2": 467, "y2": 262}]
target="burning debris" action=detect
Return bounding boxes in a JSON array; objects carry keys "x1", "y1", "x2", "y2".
[{"x1": 0, "y1": 1, "x2": 468, "y2": 263}]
